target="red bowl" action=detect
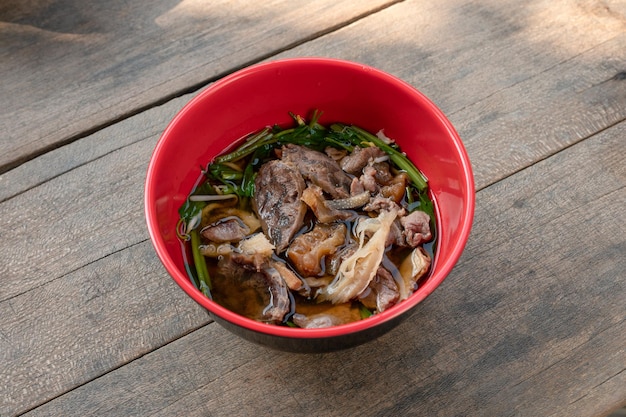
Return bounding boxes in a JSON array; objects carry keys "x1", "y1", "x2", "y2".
[{"x1": 145, "y1": 58, "x2": 475, "y2": 352}]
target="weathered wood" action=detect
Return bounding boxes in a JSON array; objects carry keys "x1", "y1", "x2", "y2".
[
  {"x1": 20, "y1": 121, "x2": 625, "y2": 417},
  {"x1": 0, "y1": 134, "x2": 157, "y2": 301},
  {"x1": 1, "y1": 0, "x2": 625, "y2": 416},
  {"x1": 2, "y1": 0, "x2": 624, "y2": 299},
  {"x1": 275, "y1": 0, "x2": 626, "y2": 189},
  {"x1": 3, "y1": 0, "x2": 623, "y2": 198},
  {"x1": 0, "y1": 242, "x2": 209, "y2": 416},
  {"x1": 0, "y1": 0, "x2": 398, "y2": 173},
  {"x1": 0, "y1": 94, "x2": 193, "y2": 203}
]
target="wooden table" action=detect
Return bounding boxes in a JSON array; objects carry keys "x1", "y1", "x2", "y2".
[{"x1": 1, "y1": 1, "x2": 625, "y2": 416}]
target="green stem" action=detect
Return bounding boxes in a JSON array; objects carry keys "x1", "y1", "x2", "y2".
[
  {"x1": 190, "y1": 229, "x2": 211, "y2": 297},
  {"x1": 214, "y1": 129, "x2": 274, "y2": 163},
  {"x1": 351, "y1": 126, "x2": 428, "y2": 191}
]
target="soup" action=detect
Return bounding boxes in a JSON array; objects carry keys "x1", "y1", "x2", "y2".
[{"x1": 177, "y1": 110, "x2": 436, "y2": 328}]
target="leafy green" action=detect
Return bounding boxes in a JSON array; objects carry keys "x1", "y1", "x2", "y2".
[
  {"x1": 178, "y1": 110, "x2": 437, "y2": 301},
  {"x1": 328, "y1": 124, "x2": 428, "y2": 191},
  {"x1": 359, "y1": 303, "x2": 374, "y2": 319},
  {"x1": 178, "y1": 180, "x2": 215, "y2": 236},
  {"x1": 190, "y1": 228, "x2": 211, "y2": 297}
]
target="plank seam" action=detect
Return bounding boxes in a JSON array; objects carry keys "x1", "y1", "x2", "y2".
[
  {"x1": 0, "y1": 133, "x2": 154, "y2": 205},
  {"x1": 0, "y1": 1, "x2": 405, "y2": 176},
  {"x1": 17, "y1": 319, "x2": 213, "y2": 416},
  {"x1": 474, "y1": 117, "x2": 626, "y2": 193},
  {"x1": 0, "y1": 238, "x2": 149, "y2": 304},
  {"x1": 449, "y1": 33, "x2": 623, "y2": 119},
  {"x1": 567, "y1": 368, "x2": 626, "y2": 406}
]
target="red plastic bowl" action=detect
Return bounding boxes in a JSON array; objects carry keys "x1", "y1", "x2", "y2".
[{"x1": 145, "y1": 58, "x2": 475, "y2": 352}]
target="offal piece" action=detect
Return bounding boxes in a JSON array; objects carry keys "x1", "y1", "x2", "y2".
[
  {"x1": 291, "y1": 313, "x2": 344, "y2": 329},
  {"x1": 281, "y1": 144, "x2": 352, "y2": 199},
  {"x1": 358, "y1": 267, "x2": 400, "y2": 313},
  {"x1": 317, "y1": 208, "x2": 398, "y2": 304},
  {"x1": 292, "y1": 302, "x2": 361, "y2": 328},
  {"x1": 339, "y1": 145, "x2": 387, "y2": 175},
  {"x1": 401, "y1": 210, "x2": 432, "y2": 247},
  {"x1": 271, "y1": 260, "x2": 310, "y2": 297},
  {"x1": 301, "y1": 184, "x2": 353, "y2": 223},
  {"x1": 200, "y1": 216, "x2": 250, "y2": 243},
  {"x1": 216, "y1": 255, "x2": 291, "y2": 324},
  {"x1": 287, "y1": 223, "x2": 347, "y2": 277},
  {"x1": 398, "y1": 247, "x2": 431, "y2": 300},
  {"x1": 253, "y1": 159, "x2": 306, "y2": 253},
  {"x1": 231, "y1": 232, "x2": 276, "y2": 271}
]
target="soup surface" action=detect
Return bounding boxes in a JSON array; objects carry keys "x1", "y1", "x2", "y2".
[{"x1": 178, "y1": 111, "x2": 436, "y2": 328}]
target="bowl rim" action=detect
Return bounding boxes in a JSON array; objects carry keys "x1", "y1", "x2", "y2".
[{"x1": 145, "y1": 57, "x2": 475, "y2": 339}]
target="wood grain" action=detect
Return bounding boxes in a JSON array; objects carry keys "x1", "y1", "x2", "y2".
[
  {"x1": 2, "y1": 0, "x2": 624, "y2": 299},
  {"x1": 19, "y1": 121, "x2": 625, "y2": 417},
  {"x1": 1, "y1": 0, "x2": 625, "y2": 415},
  {"x1": 0, "y1": 0, "x2": 398, "y2": 173},
  {"x1": 0, "y1": 94, "x2": 192, "y2": 203},
  {"x1": 0, "y1": 134, "x2": 157, "y2": 301},
  {"x1": 274, "y1": 0, "x2": 626, "y2": 189},
  {"x1": 0, "y1": 242, "x2": 209, "y2": 416}
]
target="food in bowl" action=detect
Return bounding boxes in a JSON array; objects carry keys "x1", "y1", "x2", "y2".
[
  {"x1": 177, "y1": 110, "x2": 437, "y2": 328},
  {"x1": 145, "y1": 57, "x2": 475, "y2": 352}
]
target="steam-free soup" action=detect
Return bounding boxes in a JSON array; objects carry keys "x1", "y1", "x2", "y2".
[{"x1": 177, "y1": 111, "x2": 436, "y2": 328}]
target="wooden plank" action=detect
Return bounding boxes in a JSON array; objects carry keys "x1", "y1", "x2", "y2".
[
  {"x1": 2, "y1": 0, "x2": 624, "y2": 299},
  {"x1": 0, "y1": 0, "x2": 624, "y2": 415},
  {"x1": 0, "y1": 94, "x2": 192, "y2": 203},
  {"x1": 274, "y1": 0, "x2": 626, "y2": 189},
  {"x1": 0, "y1": 0, "x2": 398, "y2": 173},
  {"x1": 0, "y1": 134, "x2": 158, "y2": 301},
  {"x1": 0, "y1": 242, "x2": 210, "y2": 416},
  {"x1": 20, "y1": 121, "x2": 625, "y2": 417}
]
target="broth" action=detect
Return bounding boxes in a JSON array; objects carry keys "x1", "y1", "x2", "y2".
[{"x1": 178, "y1": 111, "x2": 437, "y2": 328}]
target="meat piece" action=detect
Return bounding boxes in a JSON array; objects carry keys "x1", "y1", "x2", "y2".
[
  {"x1": 317, "y1": 208, "x2": 399, "y2": 304},
  {"x1": 380, "y1": 172, "x2": 409, "y2": 204},
  {"x1": 324, "y1": 146, "x2": 347, "y2": 162},
  {"x1": 325, "y1": 191, "x2": 371, "y2": 210},
  {"x1": 253, "y1": 159, "x2": 307, "y2": 253},
  {"x1": 350, "y1": 177, "x2": 365, "y2": 195},
  {"x1": 385, "y1": 219, "x2": 405, "y2": 247},
  {"x1": 231, "y1": 232, "x2": 275, "y2": 271},
  {"x1": 359, "y1": 165, "x2": 379, "y2": 193},
  {"x1": 281, "y1": 144, "x2": 352, "y2": 199},
  {"x1": 339, "y1": 146, "x2": 387, "y2": 175},
  {"x1": 358, "y1": 267, "x2": 400, "y2": 313},
  {"x1": 401, "y1": 210, "x2": 432, "y2": 247},
  {"x1": 200, "y1": 216, "x2": 250, "y2": 243},
  {"x1": 364, "y1": 195, "x2": 401, "y2": 213},
  {"x1": 303, "y1": 276, "x2": 334, "y2": 289},
  {"x1": 215, "y1": 255, "x2": 291, "y2": 324},
  {"x1": 301, "y1": 184, "x2": 352, "y2": 223},
  {"x1": 371, "y1": 161, "x2": 394, "y2": 185},
  {"x1": 325, "y1": 241, "x2": 358, "y2": 277},
  {"x1": 258, "y1": 267, "x2": 293, "y2": 323},
  {"x1": 291, "y1": 303, "x2": 360, "y2": 328},
  {"x1": 204, "y1": 207, "x2": 261, "y2": 235},
  {"x1": 287, "y1": 223, "x2": 347, "y2": 277},
  {"x1": 398, "y1": 247, "x2": 431, "y2": 300},
  {"x1": 291, "y1": 313, "x2": 344, "y2": 329},
  {"x1": 270, "y1": 260, "x2": 310, "y2": 297}
]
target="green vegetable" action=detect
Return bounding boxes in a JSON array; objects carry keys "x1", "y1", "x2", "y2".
[
  {"x1": 328, "y1": 124, "x2": 428, "y2": 191},
  {"x1": 190, "y1": 228, "x2": 212, "y2": 298},
  {"x1": 177, "y1": 110, "x2": 436, "y2": 301},
  {"x1": 359, "y1": 303, "x2": 374, "y2": 319},
  {"x1": 204, "y1": 111, "x2": 337, "y2": 198}
]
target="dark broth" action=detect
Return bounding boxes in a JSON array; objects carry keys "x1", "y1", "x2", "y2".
[{"x1": 179, "y1": 115, "x2": 437, "y2": 327}]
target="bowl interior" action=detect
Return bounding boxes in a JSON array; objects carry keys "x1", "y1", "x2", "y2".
[{"x1": 145, "y1": 58, "x2": 474, "y2": 338}]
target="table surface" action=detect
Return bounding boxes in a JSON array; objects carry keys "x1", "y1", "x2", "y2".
[{"x1": 1, "y1": 1, "x2": 625, "y2": 416}]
